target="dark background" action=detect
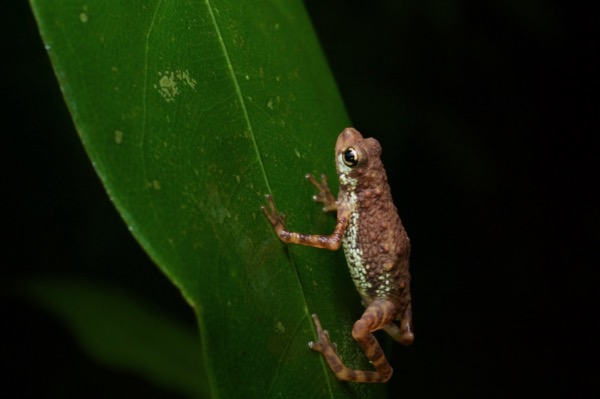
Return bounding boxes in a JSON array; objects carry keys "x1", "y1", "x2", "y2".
[{"x1": 2, "y1": 1, "x2": 598, "y2": 397}]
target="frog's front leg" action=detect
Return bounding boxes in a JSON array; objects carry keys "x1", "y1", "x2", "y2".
[
  {"x1": 261, "y1": 194, "x2": 349, "y2": 250},
  {"x1": 309, "y1": 300, "x2": 398, "y2": 383}
]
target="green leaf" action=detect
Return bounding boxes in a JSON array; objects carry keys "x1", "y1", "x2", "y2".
[
  {"x1": 22, "y1": 279, "x2": 208, "y2": 398},
  {"x1": 30, "y1": 1, "x2": 385, "y2": 397}
]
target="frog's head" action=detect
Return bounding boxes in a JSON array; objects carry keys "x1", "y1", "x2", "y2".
[{"x1": 335, "y1": 128, "x2": 382, "y2": 189}]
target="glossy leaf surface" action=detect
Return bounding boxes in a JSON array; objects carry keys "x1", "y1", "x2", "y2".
[{"x1": 30, "y1": 1, "x2": 385, "y2": 397}]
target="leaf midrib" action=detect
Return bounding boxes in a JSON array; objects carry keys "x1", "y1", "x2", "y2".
[{"x1": 205, "y1": 1, "x2": 336, "y2": 397}]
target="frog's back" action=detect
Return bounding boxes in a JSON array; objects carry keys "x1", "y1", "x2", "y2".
[{"x1": 339, "y1": 143, "x2": 411, "y2": 305}]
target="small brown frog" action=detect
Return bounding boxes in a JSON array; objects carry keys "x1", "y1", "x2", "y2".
[{"x1": 262, "y1": 128, "x2": 413, "y2": 383}]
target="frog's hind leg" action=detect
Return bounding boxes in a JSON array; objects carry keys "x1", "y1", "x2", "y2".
[
  {"x1": 309, "y1": 300, "x2": 398, "y2": 383},
  {"x1": 382, "y1": 302, "x2": 414, "y2": 346}
]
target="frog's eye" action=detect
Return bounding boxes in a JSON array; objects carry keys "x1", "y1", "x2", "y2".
[{"x1": 343, "y1": 147, "x2": 359, "y2": 167}]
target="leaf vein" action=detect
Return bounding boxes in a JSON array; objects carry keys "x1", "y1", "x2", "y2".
[{"x1": 205, "y1": 0, "x2": 272, "y2": 195}]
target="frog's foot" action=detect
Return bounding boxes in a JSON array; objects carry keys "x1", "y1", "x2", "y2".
[
  {"x1": 309, "y1": 312, "x2": 392, "y2": 383},
  {"x1": 383, "y1": 322, "x2": 414, "y2": 346},
  {"x1": 308, "y1": 314, "x2": 338, "y2": 354},
  {"x1": 308, "y1": 314, "x2": 335, "y2": 353},
  {"x1": 325, "y1": 330, "x2": 339, "y2": 354},
  {"x1": 306, "y1": 173, "x2": 337, "y2": 212},
  {"x1": 261, "y1": 194, "x2": 287, "y2": 230}
]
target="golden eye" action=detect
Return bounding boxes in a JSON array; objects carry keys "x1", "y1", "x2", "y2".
[{"x1": 343, "y1": 147, "x2": 359, "y2": 167}]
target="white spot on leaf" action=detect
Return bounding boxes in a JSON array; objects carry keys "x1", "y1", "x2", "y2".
[
  {"x1": 154, "y1": 69, "x2": 197, "y2": 103},
  {"x1": 151, "y1": 180, "x2": 161, "y2": 190},
  {"x1": 114, "y1": 130, "x2": 123, "y2": 144},
  {"x1": 275, "y1": 321, "x2": 285, "y2": 334}
]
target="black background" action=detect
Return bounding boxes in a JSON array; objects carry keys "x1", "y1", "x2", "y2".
[{"x1": 2, "y1": 1, "x2": 598, "y2": 397}]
